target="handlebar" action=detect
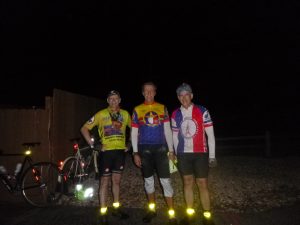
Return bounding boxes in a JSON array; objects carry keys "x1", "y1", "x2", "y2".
[
  {"x1": 22, "y1": 142, "x2": 40, "y2": 148},
  {"x1": 78, "y1": 144, "x2": 101, "y2": 152},
  {"x1": 0, "y1": 143, "x2": 39, "y2": 156},
  {"x1": 0, "y1": 153, "x2": 28, "y2": 156}
]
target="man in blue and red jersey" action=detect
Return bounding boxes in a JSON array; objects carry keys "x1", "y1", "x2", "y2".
[
  {"x1": 131, "y1": 82, "x2": 177, "y2": 225},
  {"x1": 171, "y1": 83, "x2": 217, "y2": 225}
]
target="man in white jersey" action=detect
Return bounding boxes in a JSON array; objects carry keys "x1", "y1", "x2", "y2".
[{"x1": 171, "y1": 83, "x2": 217, "y2": 225}]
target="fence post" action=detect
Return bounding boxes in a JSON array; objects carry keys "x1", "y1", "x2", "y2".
[{"x1": 265, "y1": 130, "x2": 271, "y2": 157}]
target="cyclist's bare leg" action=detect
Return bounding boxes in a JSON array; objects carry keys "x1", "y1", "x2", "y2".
[
  {"x1": 145, "y1": 192, "x2": 155, "y2": 206},
  {"x1": 112, "y1": 173, "x2": 121, "y2": 203},
  {"x1": 99, "y1": 176, "x2": 110, "y2": 207},
  {"x1": 196, "y1": 177, "x2": 211, "y2": 211},
  {"x1": 165, "y1": 196, "x2": 174, "y2": 209},
  {"x1": 183, "y1": 175, "x2": 195, "y2": 208}
]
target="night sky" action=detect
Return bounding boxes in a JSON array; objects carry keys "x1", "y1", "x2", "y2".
[{"x1": 1, "y1": 0, "x2": 300, "y2": 136}]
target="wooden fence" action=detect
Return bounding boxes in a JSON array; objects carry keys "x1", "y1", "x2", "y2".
[
  {"x1": 0, "y1": 89, "x2": 106, "y2": 172},
  {"x1": 216, "y1": 131, "x2": 300, "y2": 157}
]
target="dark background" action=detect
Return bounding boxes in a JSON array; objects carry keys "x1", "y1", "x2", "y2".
[{"x1": 1, "y1": 0, "x2": 300, "y2": 137}]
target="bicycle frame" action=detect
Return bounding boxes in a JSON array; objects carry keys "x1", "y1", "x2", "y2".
[
  {"x1": 0, "y1": 144, "x2": 64, "y2": 207},
  {"x1": 60, "y1": 143, "x2": 101, "y2": 199},
  {"x1": 0, "y1": 152, "x2": 34, "y2": 192},
  {"x1": 62, "y1": 145, "x2": 99, "y2": 176},
  {"x1": 0, "y1": 172, "x2": 14, "y2": 192}
]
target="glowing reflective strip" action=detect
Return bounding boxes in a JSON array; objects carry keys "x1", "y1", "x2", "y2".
[
  {"x1": 100, "y1": 207, "x2": 108, "y2": 215},
  {"x1": 186, "y1": 208, "x2": 195, "y2": 215},
  {"x1": 203, "y1": 211, "x2": 211, "y2": 218},
  {"x1": 168, "y1": 209, "x2": 175, "y2": 218},
  {"x1": 148, "y1": 203, "x2": 156, "y2": 211},
  {"x1": 113, "y1": 202, "x2": 120, "y2": 208}
]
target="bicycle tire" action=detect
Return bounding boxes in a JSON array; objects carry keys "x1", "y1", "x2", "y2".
[
  {"x1": 21, "y1": 162, "x2": 63, "y2": 207},
  {"x1": 62, "y1": 157, "x2": 86, "y2": 196}
]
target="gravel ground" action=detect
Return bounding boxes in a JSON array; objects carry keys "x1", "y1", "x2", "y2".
[{"x1": 60, "y1": 154, "x2": 300, "y2": 214}]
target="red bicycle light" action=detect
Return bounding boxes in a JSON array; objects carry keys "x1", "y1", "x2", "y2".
[
  {"x1": 32, "y1": 168, "x2": 40, "y2": 181},
  {"x1": 58, "y1": 161, "x2": 64, "y2": 170},
  {"x1": 73, "y1": 143, "x2": 79, "y2": 152}
]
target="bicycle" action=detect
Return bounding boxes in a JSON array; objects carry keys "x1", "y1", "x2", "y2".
[
  {"x1": 61, "y1": 138, "x2": 100, "y2": 199},
  {"x1": 0, "y1": 142, "x2": 64, "y2": 207}
]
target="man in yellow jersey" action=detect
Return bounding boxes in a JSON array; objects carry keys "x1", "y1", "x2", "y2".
[
  {"x1": 81, "y1": 90, "x2": 131, "y2": 225},
  {"x1": 131, "y1": 82, "x2": 177, "y2": 225}
]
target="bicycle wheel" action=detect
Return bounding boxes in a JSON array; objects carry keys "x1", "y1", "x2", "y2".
[
  {"x1": 62, "y1": 157, "x2": 86, "y2": 196},
  {"x1": 21, "y1": 162, "x2": 63, "y2": 207}
]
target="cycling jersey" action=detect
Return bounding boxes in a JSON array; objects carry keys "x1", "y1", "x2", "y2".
[
  {"x1": 84, "y1": 107, "x2": 131, "y2": 150},
  {"x1": 131, "y1": 102, "x2": 169, "y2": 145},
  {"x1": 171, "y1": 104, "x2": 213, "y2": 153}
]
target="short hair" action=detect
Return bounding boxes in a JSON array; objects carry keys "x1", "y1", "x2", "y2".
[
  {"x1": 142, "y1": 82, "x2": 157, "y2": 92},
  {"x1": 107, "y1": 90, "x2": 120, "y2": 98},
  {"x1": 176, "y1": 83, "x2": 193, "y2": 95}
]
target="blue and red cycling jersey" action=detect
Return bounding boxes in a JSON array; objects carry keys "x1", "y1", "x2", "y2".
[
  {"x1": 171, "y1": 104, "x2": 213, "y2": 153},
  {"x1": 131, "y1": 102, "x2": 169, "y2": 145}
]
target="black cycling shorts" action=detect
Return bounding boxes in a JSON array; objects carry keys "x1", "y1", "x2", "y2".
[
  {"x1": 139, "y1": 144, "x2": 170, "y2": 179},
  {"x1": 177, "y1": 153, "x2": 209, "y2": 178},
  {"x1": 98, "y1": 149, "x2": 126, "y2": 176}
]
